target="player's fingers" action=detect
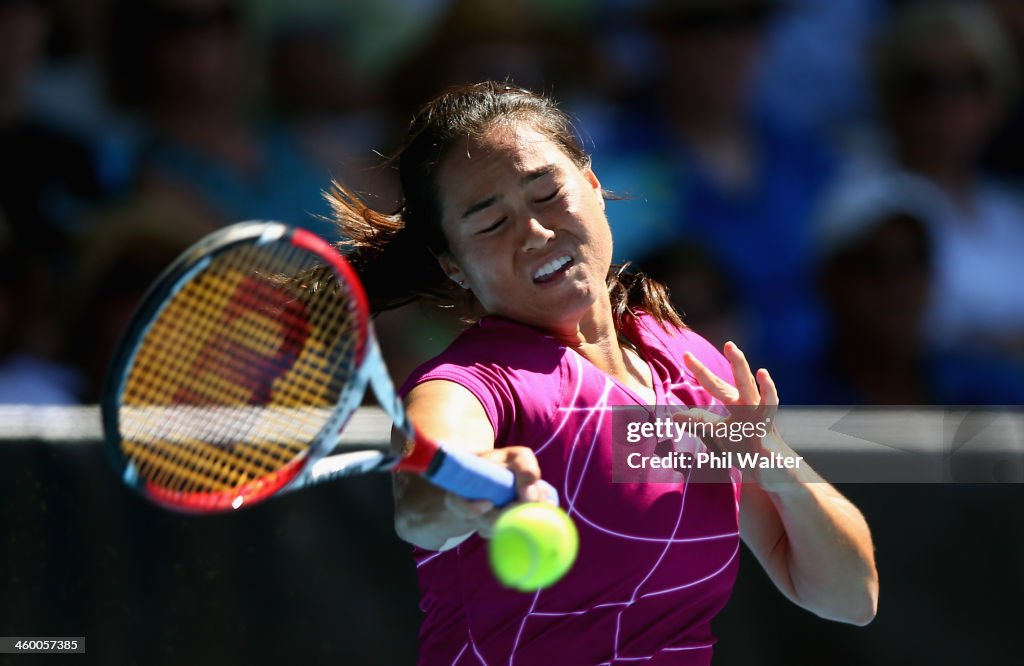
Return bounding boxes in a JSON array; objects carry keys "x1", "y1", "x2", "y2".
[
  {"x1": 671, "y1": 406, "x2": 726, "y2": 426},
  {"x1": 505, "y1": 447, "x2": 545, "y2": 503},
  {"x1": 724, "y1": 342, "x2": 759, "y2": 404},
  {"x1": 445, "y1": 493, "x2": 500, "y2": 538},
  {"x1": 756, "y1": 368, "x2": 779, "y2": 407},
  {"x1": 669, "y1": 407, "x2": 726, "y2": 453},
  {"x1": 683, "y1": 352, "x2": 739, "y2": 402},
  {"x1": 480, "y1": 446, "x2": 546, "y2": 503},
  {"x1": 445, "y1": 493, "x2": 495, "y2": 521},
  {"x1": 474, "y1": 511, "x2": 500, "y2": 539}
]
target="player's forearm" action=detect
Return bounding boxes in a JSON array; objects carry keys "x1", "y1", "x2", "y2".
[{"x1": 757, "y1": 435, "x2": 879, "y2": 625}]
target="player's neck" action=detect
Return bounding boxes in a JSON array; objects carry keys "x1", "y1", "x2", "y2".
[
  {"x1": 554, "y1": 302, "x2": 655, "y2": 401},
  {"x1": 549, "y1": 297, "x2": 617, "y2": 349}
]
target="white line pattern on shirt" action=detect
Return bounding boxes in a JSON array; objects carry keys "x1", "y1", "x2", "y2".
[
  {"x1": 431, "y1": 347, "x2": 738, "y2": 665},
  {"x1": 501, "y1": 351, "x2": 737, "y2": 665}
]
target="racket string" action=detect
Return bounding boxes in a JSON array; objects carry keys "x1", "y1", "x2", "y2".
[
  {"x1": 120, "y1": 239, "x2": 363, "y2": 496},
  {"x1": 128, "y1": 250, "x2": 299, "y2": 489}
]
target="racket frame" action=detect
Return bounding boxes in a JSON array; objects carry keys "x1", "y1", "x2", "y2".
[
  {"x1": 102, "y1": 221, "x2": 546, "y2": 513},
  {"x1": 103, "y1": 222, "x2": 377, "y2": 510}
]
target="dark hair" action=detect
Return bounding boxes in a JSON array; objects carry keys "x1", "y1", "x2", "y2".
[{"x1": 330, "y1": 81, "x2": 683, "y2": 330}]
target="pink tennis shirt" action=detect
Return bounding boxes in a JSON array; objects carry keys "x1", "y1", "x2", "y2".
[{"x1": 399, "y1": 313, "x2": 742, "y2": 665}]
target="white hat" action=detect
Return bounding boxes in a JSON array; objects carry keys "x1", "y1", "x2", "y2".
[{"x1": 815, "y1": 167, "x2": 944, "y2": 261}]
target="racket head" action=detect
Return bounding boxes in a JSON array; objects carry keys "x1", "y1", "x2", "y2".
[{"x1": 101, "y1": 221, "x2": 375, "y2": 513}]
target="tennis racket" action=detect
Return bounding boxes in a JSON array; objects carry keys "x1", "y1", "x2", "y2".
[{"x1": 101, "y1": 221, "x2": 556, "y2": 513}]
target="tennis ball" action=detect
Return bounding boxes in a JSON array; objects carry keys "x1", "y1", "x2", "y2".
[{"x1": 489, "y1": 503, "x2": 578, "y2": 592}]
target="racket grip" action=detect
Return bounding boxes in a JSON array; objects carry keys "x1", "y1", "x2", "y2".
[{"x1": 427, "y1": 447, "x2": 559, "y2": 507}]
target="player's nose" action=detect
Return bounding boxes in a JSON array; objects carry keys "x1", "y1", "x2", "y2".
[{"x1": 521, "y1": 217, "x2": 555, "y2": 252}]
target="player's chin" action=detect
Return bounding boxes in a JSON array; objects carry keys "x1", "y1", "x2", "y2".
[{"x1": 545, "y1": 292, "x2": 599, "y2": 324}]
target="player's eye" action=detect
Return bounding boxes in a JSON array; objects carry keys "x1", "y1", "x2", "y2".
[
  {"x1": 536, "y1": 188, "x2": 561, "y2": 204},
  {"x1": 478, "y1": 217, "x2": 507, "y2": 234}
]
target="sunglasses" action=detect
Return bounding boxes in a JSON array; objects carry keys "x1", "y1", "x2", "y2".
[{"x1": 898, "y1": 64, "x2": 990, "y2": 103}]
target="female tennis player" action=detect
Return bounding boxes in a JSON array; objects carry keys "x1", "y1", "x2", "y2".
[{"x1": 332, "y1": 82, "x2": 877, "y2": 664}]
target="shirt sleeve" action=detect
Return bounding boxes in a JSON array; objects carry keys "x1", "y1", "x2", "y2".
[
  {"x1": 399, "y1": 360, "x2": 516, "y2": 443},
  {"x1": 396, "y1": 321, "x2": 566, "y2": 446}
]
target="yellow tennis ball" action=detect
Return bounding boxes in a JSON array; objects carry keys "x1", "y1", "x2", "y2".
[{"x1": 489, "y1": 503, "x2": 578, "y2": 592}]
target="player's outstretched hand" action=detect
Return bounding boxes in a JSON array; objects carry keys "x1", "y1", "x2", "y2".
[
  {"x1": 444, "y1": 446, "x2": 552, "y2": 538},
  {"x1": 676, "y1": 341, "x2": 781, "y2": 481}
]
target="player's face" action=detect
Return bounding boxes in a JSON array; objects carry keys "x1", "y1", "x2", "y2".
[{"x1": 436, "y1": 122, "x2": 613, "y2": 336}]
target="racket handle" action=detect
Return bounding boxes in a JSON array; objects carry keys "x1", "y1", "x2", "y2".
[{"x1": 427, "y1": 447, "x2": 559, "y2": 507}]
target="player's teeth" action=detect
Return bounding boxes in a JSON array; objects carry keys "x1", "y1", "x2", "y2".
[{"x1": 534, "y1": 256, "x2": 571, "y2": 280}]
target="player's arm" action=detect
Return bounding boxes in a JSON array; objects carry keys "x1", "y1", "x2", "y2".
[
  {"x1": 683, "y1": 343, "x2": 879, "y2": 626},
  {"x1": 391, "y1": 379, "x2": 544, "y2": 551},
  {"x1": 738, "y1": 440, "x2": 879, "y2": 626}
]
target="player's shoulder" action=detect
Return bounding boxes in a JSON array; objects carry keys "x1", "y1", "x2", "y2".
[
  {"x1": 439, "y1": 316, "x2": 566, "y2": 366},
  {"x1": 400, "y1": 317, "x2": 570, "y2": 435},
  {"x1": 633, "y1": 313, "x2": 719, "y2": 357},
  {"x1": 631, "y1": 312, "x2": 733, "y2": 382},
  {"x1": 400, "y1": 316, "x2": 567, "y2": 392}
]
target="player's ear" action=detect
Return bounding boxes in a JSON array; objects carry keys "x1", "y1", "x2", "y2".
[
  {"x1": 437, "y1": 254, "x2": 469, "y2": 289},
  {"x1": 584, "y1": 166, "x2": 605, "y2": 210}
]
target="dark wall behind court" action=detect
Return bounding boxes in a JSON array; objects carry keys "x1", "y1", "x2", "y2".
[{"x1": 2, "y1": 441, "x2": 1021, "y2": 665}]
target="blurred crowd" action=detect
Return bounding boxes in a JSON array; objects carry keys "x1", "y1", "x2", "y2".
[{"x1": 2, "y1": 0, "x2": 1024, "y2": 407}]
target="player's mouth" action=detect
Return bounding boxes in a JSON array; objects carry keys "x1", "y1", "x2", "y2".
[{"x1": 532, "y1": 255, "x2": 574, "y2": 284}]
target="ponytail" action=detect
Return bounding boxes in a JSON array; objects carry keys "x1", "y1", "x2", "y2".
[
  {"x1": 607, "y1": 263, "x2": 685, "y2": 331},
  {"x1": 327, "y1": 181, "x2": 460, "y2": 313}
]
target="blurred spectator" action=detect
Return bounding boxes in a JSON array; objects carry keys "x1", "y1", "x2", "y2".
[
  {"x1": 0, "y1": 0, "x2": 110, "y2": 373},
  {"x1": 873, "y1": 0, "x2": 1024, "y2": 357},
  {"x1": 387, "y1": 0, "x2": 589, "y2": 118},
  {"x1": 755, "y1": 0, "x2": 886, "y2": 145},
  {"x1": 635, "y1": 242, "x2": 745, "y2": 351},
  {"x1": 27, "y1": 0, "x2": 110, "y2": 125},
  {"x1": 27, "y1": 0, "x2": 141, "y2": 196},
  {"x1": 981, "y1": 0, "x2": 1024, "y2": 179},
  {"x1": 265, "y1": 12, "x2": 398, "y2": 213},
  {"x1": 0, "y1": 0, "x2": 106, "y2": 249},
  {"x1": 66, "y1": 191, "x2": 213, "y2": 401},
  {"x1": 105, "y1": 0, "x2": 337, "y2": 237},
  {"x1": 777, "y1": 170, "x2": 1024, "y2": 405},
  {"x1": 0, "y1": 221, "x2": 82, "y2": 404},
  {"x1": 594, "y1": 0, "x2": 838, "y2": 366}
]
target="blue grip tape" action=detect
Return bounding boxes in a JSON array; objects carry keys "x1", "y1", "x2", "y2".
[{"x1": 427, "y1": 448, "x2": 559, "y2": 507}]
